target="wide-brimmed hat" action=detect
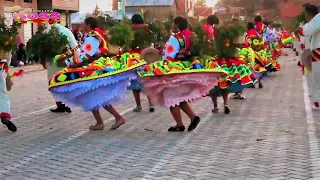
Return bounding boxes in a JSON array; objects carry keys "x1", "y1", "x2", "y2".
[{"x1": 141, "y1": 47, "x2": 161, "y2": 64}]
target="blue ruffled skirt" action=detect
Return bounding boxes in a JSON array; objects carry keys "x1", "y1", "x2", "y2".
[{"x1": 50, "y1": 71, "x2": 137, "y2": 112}]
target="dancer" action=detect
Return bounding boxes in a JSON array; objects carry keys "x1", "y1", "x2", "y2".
[
  {"x1": 49, "y1": 17, "x2": 146, "y2": 130},
  {"x1": 295, "y1": 4, "x2": 320, "y2": 110},
  {"x1": 42, "y1": 21, "x2": 79, "y2": 113},
  {"x1": 139, "y1": 17, "x2": 227, "y2": 131},
  {"x1": 0, "y1": 58, "x2": 17, "y2": 132},
  {"x1": 202, "y1": 14, "x2": 219, "y2": 41},
  {"x1": 127, "y1": 14, "x2": 155, "y2": 112},
  {"x1": 209, "y1": 21, "x2": 256, "y2": 113}
]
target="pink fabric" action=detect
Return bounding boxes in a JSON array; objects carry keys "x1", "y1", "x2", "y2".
[
  {"x1": 203, "y1": 24, "x2": 214, "y2": 40},
  {"x1": 179, "y1": 29, "x2": 192, "y2": 51},
  {"x1": 247, "y1": 29, "x2": 259, "y2": 37},
  {"x1": 141, "y1": 73, "x2": 220, "y2": 108}
]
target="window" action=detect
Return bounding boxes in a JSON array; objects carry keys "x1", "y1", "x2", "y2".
[
  {"x1": 5, "y1": 0, "x2": 14, "y2": 2},
  {"x1": 24, "y1": 0, "x2": 32, "y2": 3}
]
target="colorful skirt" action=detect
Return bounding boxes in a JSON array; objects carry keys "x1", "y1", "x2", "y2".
[
  {"x1": 48, "y1": 55, "x2": 146, "y2": 112},
  {"x1": 138, "y1": 58, "x2": 227, "y2": 108},
  {"x1": 213, "y1": 58, "x2": 257, "y2": 94}
]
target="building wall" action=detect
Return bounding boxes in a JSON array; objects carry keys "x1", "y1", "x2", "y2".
[
  {"x1": 38, "y1": 0, "x2": 79, "y2": 28},
  {"x1": 112, "y1": 0, "x2": 118, "y2": 10},
  {"x1": 52, "y1": 0, "x2": 79, "y2": 11},
  {"x1": 0, "y1": 0, "x2": 38, "y2": 44},
  {"x1": 126, "y1": 5, "x2": 176, "y2": 21},
  {"x1": 176, "y1": 0, "x2": 186, "y2": 16}
]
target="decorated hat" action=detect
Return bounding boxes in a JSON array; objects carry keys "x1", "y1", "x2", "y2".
[{"x1": 141, "y1": 47, "x2": 161, "y2": 64}]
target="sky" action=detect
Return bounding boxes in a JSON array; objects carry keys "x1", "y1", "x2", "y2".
[
  {"x1": 79, "y1": 0, "x2": 218, "y2": 13},
  {"x1": 206, "y1": 0, "x2": 218, "y2": 7},
  {"x1": 79, "y1": 0, "x2": 112, "y2": 13}
]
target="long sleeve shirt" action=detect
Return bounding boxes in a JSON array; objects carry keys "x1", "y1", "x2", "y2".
[
  {"x1": 65, "y1": 36, "x2": 100, "y2": 67},
  {"x1": 300, "y1": 13, "x2": 320, "y2": 50}
]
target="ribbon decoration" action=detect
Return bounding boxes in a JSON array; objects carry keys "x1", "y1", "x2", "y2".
[{"x1": 0, "y1": 62, "x2": 24, "y2": 79}]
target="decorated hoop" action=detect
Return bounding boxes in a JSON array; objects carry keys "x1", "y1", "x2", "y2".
[
  {"x1": 234, "y1": 35, "x2": 246, "y2": 45},
  {"x1": 141, "y1": 47, "x2": 161, "y2": 64},
  {"x1": 108, "y1": 43, "x2": 120, "y2": 55},
  {"x1": 0, "y1": 49, "x2": 9, "y2": 60}
]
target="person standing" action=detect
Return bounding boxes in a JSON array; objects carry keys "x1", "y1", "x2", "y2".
[
  {"x1": 0, "y1": 55, "x2": 17, "y2": 132},
  {"x1": 42, "y1": 21, "x2": 80, "y2": 113},
  {"x1": 295, "y1": 4, "x2": 320, "y2": 110},
  {"x1": 128, "y1": 14, "x2": 155, "y2": 113},
  {"x1": 49, "y1": 17, "x2": 147, "y2": 130}
]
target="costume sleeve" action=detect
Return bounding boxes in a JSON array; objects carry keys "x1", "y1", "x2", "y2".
[
  {"x1": 65, "y1": 36, "x2": 100, "y2": 67},
  {"x1": 163, "y1": 36, "x2": 180, "y2": 60},
  {"x1": 302, "y1": 14, "x2": 320, "y2": 37}
]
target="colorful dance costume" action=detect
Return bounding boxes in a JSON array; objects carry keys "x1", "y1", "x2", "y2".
[
  {"x1": 209, "y1": 25, "x2": 256, "y2": 96},
  {"x1": 0, "y1": 61, "x2": 17, "y2": 132},
  {"x1": 48, "y1": 28, "x2": 146, "y2": 111},
  {"x1": 127, "y1": 24, "x2": 153, "y2": 91},
  {"x1": 255, "y1": 22, "x2": 280, "y2": 72},
  {"x1": 249, "y1": 36, "x2": 276, "y2": 73},
  {"x1": 138, "y1": 29, "x2": 227, "y2": 108}
]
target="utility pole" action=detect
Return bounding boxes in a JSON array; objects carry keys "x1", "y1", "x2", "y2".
[{"x1": 122, "y1": 0, "x2": 126, "y2": 15}]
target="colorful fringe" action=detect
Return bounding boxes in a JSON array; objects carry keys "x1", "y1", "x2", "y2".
[
  {"x1": 214, "y1": 57, "x2": 256, "y2": 93},
  {"x1": 138, "y1": 57, "x2": 228, "y2": 107},
  {"x1": 49, "y1": 54, "x2": 147, "y2": 111}
]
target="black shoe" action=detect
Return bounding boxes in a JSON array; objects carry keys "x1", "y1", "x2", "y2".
[
  {"x1": 1, "y1": 118, "x2": 17, "y2": 132},
  {"x1": 188, "y1": 116, "x2": 200, "y2": 131},
  {"x1": 168, "y1": 126, "x2": 185, "y2": 132},
  {"x1": 297, "y1": 61, "x2": 301, "y2": 67},
  {"x1": 224, "y1": 105, "x2": 230, "y2": 114},
  {"x1": 259, "y1": 82, "x2": 263, "y2": 88},
  {"x1": 50, "y1": 106, "x2": 71, "y2": 113},
  {"x1": 65, "y1": 106, "x2": 72, "y2": 113},
  {"x1": 149, "y1": 104, "x2": 155, "y2": 112},
  {"x1": 50, "y1": 106, "x2": 66, "y2": 113}
]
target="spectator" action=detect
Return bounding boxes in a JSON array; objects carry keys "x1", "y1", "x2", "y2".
[
  {"x1": 73, "y1": 26, "x2": 83, "y2": 43},
  {"x1": 26, "y1": 39, "x2": 33, "y2": 64},
  {"x1": 16, "y1": 43, "x2": 27, "y2": 64}
]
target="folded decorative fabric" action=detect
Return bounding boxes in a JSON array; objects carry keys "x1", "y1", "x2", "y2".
[
  {"x1": 49, "y1": 54, "x2": 146, "y2": 111},
  {"x1": 138, "y1": 57, "x2": 227, "y2": 107},
  {"x1": 214, "y1": 57, "x2": 256, "y2": 93}
]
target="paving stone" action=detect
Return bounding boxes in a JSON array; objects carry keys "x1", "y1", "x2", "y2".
[{"x1": 0, "y1": 49, "x2": 318, "y2": 179}]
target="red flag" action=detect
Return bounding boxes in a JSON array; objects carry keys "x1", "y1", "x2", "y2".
[{"x1": 10, "y1": 70, "x2": 24, "y2": 78}]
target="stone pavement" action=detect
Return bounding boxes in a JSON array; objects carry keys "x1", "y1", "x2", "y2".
[
  {"x1": 11, "y1": 64, "x2": 44, "y2": 73},
  {"x1": 0, "y1": 49, "x2": 319, "y2": 179}
]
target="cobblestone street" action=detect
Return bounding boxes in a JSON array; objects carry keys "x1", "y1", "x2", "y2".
[{"x1": 1, "y1": 49, "x2": 319, "y2": 180}]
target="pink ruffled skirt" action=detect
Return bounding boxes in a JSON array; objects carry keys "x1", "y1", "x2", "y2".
[{"x1": 140, "y1": 73, "x2": 219, "y2": 108}]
